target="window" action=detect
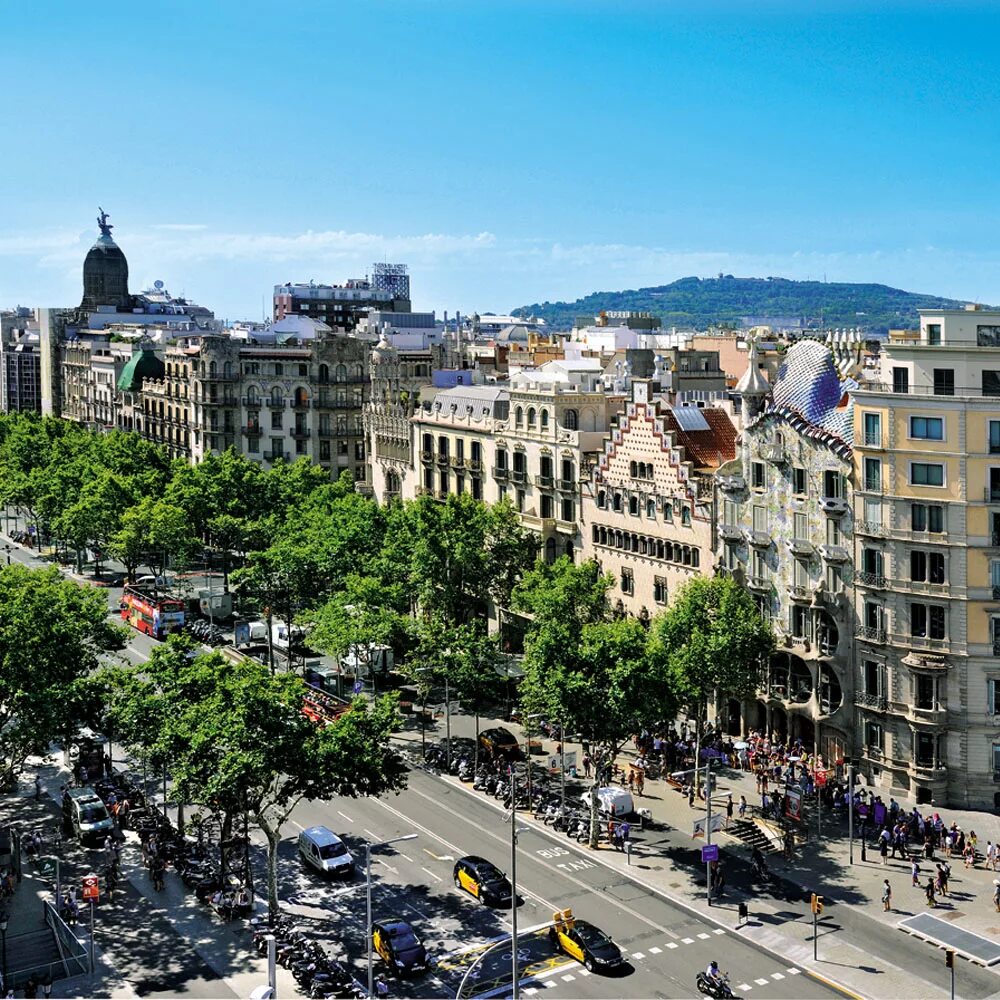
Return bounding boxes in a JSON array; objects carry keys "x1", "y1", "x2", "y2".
[
  {"x1": 791, "y1": 604, "x2": 809, "y2": 639},
  {"x1": 646, "y1": 498, "x2": 656, "y2": 519},
  {"x1": 515, "y1": 407, "x2": 523, "y2": 426},
  {"x1": 628, "y1": 496, "x2": 639, "y2": 516},
  {"x1": 621, "y1": 569, "x2": 634, "y2": 596},
  {"x1": 985, "y1": 371, "x2": 1000, "y2": 398},
  {"x1": 273, "y1": 363, "x2": 283, "y2": 377},
  {"x1": 752, "y1": 505, "x2": 767, "y2": 532},
  {"x1": 993, "y1": 742, "x2": 1000, "y2": 776},
  {"x1": 612, "y1": 493, "x2": 623, "y2": 512},
  {"x1": 540, "y1": 409, "x2": 549, "y2": 429},
  {"x1": 911, "y1": 463, "x2": 944, "y2": 487},
  {"x1": 563, "y1": 409, "x2": 578, "y2": 430},
  {"x1": 439, "y1": 470, "x2": 449, "y2": 493},
  {"x1": 892, "y1": 367, "x2": 909, "y2": 394},
  {"x1": 865, "y1": 720, "x2": 884, "y2": 753},
  {"x1": 663, "y1": 501, "x2": 673, "y2": 522},
  {"x1": 823, "y1": 470, "x2": 844, "y2": 498},
  {"x1": 527, "y1": 407, "x2": 536, "y2": 426},
  {"x1": 496, "y1": 448, "x2": 508, "y2": 471},
  {"x1": 990, "y1": 421, "x2": 1000, "y2": 455},
  {"x1": 456, "y1": 439, "x2": 465, "y2": 463},
  {"x1": 271, "y1": 411, "x2": 282, "y2": 429},
  {"x1": 864, "y1": 660, "x2": 886, "y2": 698},
  {"x1": 793, "y1": 559, "x2": 809, "y2": 589},
  {"x1": 723, "y1": 499, "x2": 740, "y2": 526},
  {"x1": 541, "y1": 495, "x2": 554, "y2": 518},
  {"x1": 915, "y1": 732, "x2": 935, "y2": 767},
  {"x1": 933, "y1": 369, "x2": 955, "y2": 396},
  {"x1": 681, "y1": 505, "x2": 691, "y2": 526},
  {"x1": 792, "y1": 467, "x2": 807, "y2": 495},
  {"x1": 864, "y1": 498, "x2": 882, "y2": 526},
  {"x1": 915, "y1": 674, "x2": 936, "y2": 711},
  {"x1": 863, "y1": 458, "x2": 882, "y2": 492},
  {"x1": 863, "y1": 412, "x2": 881, "y2": 447},
  {"x1": 911, "y1": 550, "x2": 945, "y2": 584},
  {"x1": 752, "y1": 462, "x2": 766, "y2": 489},
  {"x1": 319, "y1": 440, "x2": 330, "y2": 460},
  {"x1": 989, "y1": 679, "x2": 1000, "y2": 716},
  {"x1": 654, "y1": 577, "x2": 668, "y2": 605},
  {"x1": 910, "y1": 416, "x2": 944, "y2": 440},
  {"x1": 826, "y1": 564, "x2": 842, "y2": 593},
  {"x1": 911, "y1": 502, "x2": 944, "y2": 533},
  {"x1": 861, "y1": 548, "x2": 883, "y2": 576},
  {"x1": 926, "y1": 323, "x2": 942, "y2": 346},
  {"x1": 561, "y1": 498, "x2": 574, "y2": 522},
  {"x1": 793, "y1": 512, "x2": 808, "y2": 540},
  {"x1": 752, "y1": 550, "x2": 768, "y2": 580},
  {"x1": 826, "y1": 518, "x2": 841, "y2": 545},
  {"x1": 911, "y1": 602, "x2": 946, "y2": 639},
  {"x1": 298, "y1": 364, "x2": 308, "y2": 377}
]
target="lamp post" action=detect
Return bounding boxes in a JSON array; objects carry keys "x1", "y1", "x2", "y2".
[
  {"x1": 366, "y1": 833, "x2": 418, "y2": 998},
  {"x1": 506, "y1": 770, "x2": 530, "y2": 1000},
  {"x1": 1, "y1": 911, "x2": 9, "y2": 989}
]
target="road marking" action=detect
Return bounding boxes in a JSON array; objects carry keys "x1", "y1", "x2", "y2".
[
  {"x1": 681, "y1": 937, "x2": 694, "y2": 944},
  {"x1": 374, "y1": 858, "x2": 398, "y2": 874},
  {"x1": 713, "y1": 927, "x2": 726, "y2": 935},
  {"x1": 738, "y1": 984, "x2": 752, "y2": 992},
  {"x1": 524, "y1": 991, "x2": 538, "y2": 996},
  {"x1": 788, "y1": 968, "x2": 801, "y2": 975},
  {"x1": 399, "y1": 852, "x2": 415, "y2": 862},
  {"x1": 338, "y1": 810, "x2": 354, "y2": 824},
  {"x1": 771, "y1": 972, "x2": 785, "y2": 980},
  {"x1": 543, "y1": 982, "x2": 556, "y2": 989},
  {"x1": 364, "y1": 828, "x2": 383, "y2": 842},
  {"x1": 648, "y1": 946, "x2": 662, "y2": 954},
  {"x1": 423, "y1": 848, "x2": 455, "y2": 862},
  {"x1": 421, "y1": 866, "x2": 443, "y2": 881},
  {"x1": 291, "y1": 820, "x2": 305, "y2": 831},
  {"x1": 697, "y1": 932, "x2": 710, "y2": 939},
  {"x1": 667, "y1": 942, "x2": 679, "y2": 949},
  {"x1": 755, "y1": 977, "x2": 769, "y2": 986},
  {"x1": 561, "y1": 974, "x2": 575, "y2": 982},
  {"x1": 631, "y1": 951, "x2": 645, "y2": 959}
]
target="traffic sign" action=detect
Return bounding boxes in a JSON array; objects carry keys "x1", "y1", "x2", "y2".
[
  {"x1": 352, "y1": 680, "x2": 363, "y2": 694},
  {"x1": 815, "y1": 769, "x2": 828, "y2": 787},
  {"x1": 82, "y1": 874, "x2": 99, "y2": 901},
  {"x1": 701, "y1": 844, "x2": 719, "y2": 863}
]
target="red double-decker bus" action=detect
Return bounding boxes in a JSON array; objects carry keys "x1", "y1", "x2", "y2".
[{"x1": 120, "y1": 586, "x2": 185, "y2": 640}]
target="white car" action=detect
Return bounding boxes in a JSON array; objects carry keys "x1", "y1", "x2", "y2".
[{"x1": 581, "y1": 786, "x2": 634, "y2": 817}]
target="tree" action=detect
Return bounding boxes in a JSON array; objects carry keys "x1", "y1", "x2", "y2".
[
  {"x1": 650, "y1": 576, "x2": 775, "y2": 784},
  {"x1": 0, "y1": 564, "x2": 125, "y2": 780},
  {"x1": 109, "y1": 497, "x2": 198, "y2": 582}
]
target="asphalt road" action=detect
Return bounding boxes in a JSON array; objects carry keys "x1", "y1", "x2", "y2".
[{"x1": 281, "y1": 766, "x2": 848, "y2": 1000}]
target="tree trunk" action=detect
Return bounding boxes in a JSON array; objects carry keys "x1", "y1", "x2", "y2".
[
  {"x1": 266, "y1": 609, "x2": 275, "y2": 676},
  {"x1": 261, "y1": 819, "x2": 281, "y2": 922},
  {"x1": 220, "y1": 811, "x2": 233, "y2": 879}
]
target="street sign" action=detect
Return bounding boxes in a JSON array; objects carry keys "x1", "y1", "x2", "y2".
[
  {"x1": 786, "y1": 787, "x2": 802, "y2": 821},
  {"x1": 352, "y1": 680, "x2": 363, "y2": 694},
  {"x1": 82, "y1": 874, "x2": 99, "y2": 901},
  {"x1": 815, "y1": 769, "x2": 828, "y2": 788},
  {"x1": 692, "y1": 814, "x2": 724, "y2": 839},
  {"x1": 701, "y1": 844, "x2": 719, "y2": 863},
  {"x1": 36, "y1": 856, "x2": 57, "y2": 878}
]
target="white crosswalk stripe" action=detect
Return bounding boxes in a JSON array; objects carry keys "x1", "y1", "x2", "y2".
[
  {"x1": 631, "y1": 951, "x2": 645, "y2": 960},
  {"x1": 648, "y1": 946, "x2": 662, "y2": 954},
  {"x1": 561, "y1": 975, "x2": 575, "y2": 982},
  {"x1": 713, "y1": 927, "x2": 726, "y2": 935},
  {"x1": 738, "y1": 985, "x2": 753, "y2": 993},
  {"x1": 771, "y1": 972, "x2": 785, "y2": 980},
  {"x1": 788, "y1": 968, "x2": 801, "y2": 975},
  {"x1": 755, "y1": 977, "x2": 770, "y2": 986},
  {"x1": 681, "y1": 937, "x2": 695, "y2": 944},
  {"x1": 578, "y1": 969, "x2": 591, "y2": 976},
  {"x1": 697, "y1": 932, "x2": 711, "y2": 939}
]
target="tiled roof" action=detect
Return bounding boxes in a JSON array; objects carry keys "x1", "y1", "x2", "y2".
[{"x1": 664, "y1": 407, "x2": 737, "y2": 471}]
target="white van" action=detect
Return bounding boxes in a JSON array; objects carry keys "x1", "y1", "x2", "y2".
[
  {"x1": 582, "y1": 786, "x2": 634, "y2": 817},
  {"x1": 136, "y1": 574, "x2": 172, "y2": 591},
  {"x1": 298, "y1": 826, "x2": 354, "y2": 878}
]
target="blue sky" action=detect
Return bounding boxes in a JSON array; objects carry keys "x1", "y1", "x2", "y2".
[{"x1": 2, "y1": 0, "x2": 999, "y2": 320}]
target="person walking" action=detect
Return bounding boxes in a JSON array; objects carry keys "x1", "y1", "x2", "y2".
[
  {"x1": 725, "y1": 794, "x2": 734, "y2": 830},
  {"x1": 925, "y1": 877, "x2": 937, "y2": 907},
  {"x1": 994, "y1": 879, "x2": 1000, "y2": 913},
  {"x1": 882, "y1": 879, "x2": 892, "y2": 912},
  {"x1": 879, "y1": 835, "x2": 889, "y2": 865},
  {"x1": 911, "y1": 859, "x2": 921, "y2": 887},
  {"x1": 738, "y1": 794, "x2": 747, "y2": 821},
  {"x1": 34, "y1": 775, "x2": 42, "y2": 800}
]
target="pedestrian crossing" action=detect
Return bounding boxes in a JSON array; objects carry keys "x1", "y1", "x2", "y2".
[{"x1": 520, "y1": 929, "x2": 804, "y2": 996}]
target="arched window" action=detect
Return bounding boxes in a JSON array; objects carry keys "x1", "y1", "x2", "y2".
[
  {"x1": 683, "y1": 547, "x2": 692, "y2": 565},
  {"x1": 639, "y1": 537, "x2": 648, "y2": 555},
  {"x1": 386, "y1": 471, "x2": 401, "y2": 495},
  {"x1": 613, "y1": 493, "x2": 623, "y2": 512},
  {"x1": 515, "y1": 407, "x2": 523, "y2": 426},
  {"x1": 540, "y1": 409, "x2": 549, "y2": 429},
  {"x1": 319, "y1": 364, "x2": 330, "y2": 383},
  {"x1": 563, "y1": 409, "x2": 579, "y2": 430},
  {"x1": 335, "y1": 364, "x2": 347, "y2": 383},
  {"x1": 527, "y1": 407, "x2": 536, "y2": 426},
  {"x1": 592, "y1": 525, "x2": 599, "y2": 542},
  {"x1": 209, "y1": 360, "x2": 217, "y2": 375},
  {"x1": 630, "y1": 461, "x2": 638, "y2": 477},
  {"x1": 631, "y1": 534, "x2": 640, "y2": 553},
  {"x1": 663, "y1": 501, "x2": 673, "y2": 522},
  {"x1": 270, "y1": 386, "x2": 283, "y2": 406},
  {"x1": 294, "y1": 387, "x2": 309, "y2": 407},
  {"x1": 646, "y1": 498, "x2": 656, "y2": 518},
  {"x1": 564, "y1": 539, "x2": 574, "y2": 561},
  {"x1": 223, "y1": 361, "x2": 233, "y2": 378},
  {"x1": 353, "y1": 364, "x2": 364, "y2": 380},
  {"x1": 629, "y1": 496, "x2": 639, "y2": 516},
  {"x1": 246, "y1": 386, "x2": 259, "y2": 405},
  {"x1": 682, "y1": 505, "x2": 692, "y2": 525},
  {"x1": 597, "y1": 489, "x2": 607, "y2": 509}
]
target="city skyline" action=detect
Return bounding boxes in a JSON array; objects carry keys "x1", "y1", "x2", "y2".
[{"x1": 2, "y1": 1, "x2": 999, "y2": 319}]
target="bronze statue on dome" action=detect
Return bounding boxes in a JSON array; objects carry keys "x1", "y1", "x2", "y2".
[{"x1": 97, "y1": 207, "x2": 113, "y2": 238}]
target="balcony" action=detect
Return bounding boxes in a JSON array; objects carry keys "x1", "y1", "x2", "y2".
[
  {"x1": 719, "y1": 524, "x2": 743, "y2": 542},
  {"x1": 856, "y1": 625, "x2": 888, "y2": 644},
  {"x1": 493, "y1": 466, "x2": 510, "y2": 481},
  {"x1": 856, "y1": 520, "x2": 887, "y2": 537},
  {"x1": 291, "y1": 427, "x2": 311, "y2": 439},
  {"x1": 907, "y1": 705, "x2": 948, "y2": 727},
  {"x1": 863, "y1": 431, "x2": 883, "y2": 449},
  {"x1": 420, "y1": 450, "x2": 433, "y2": 463},
  {"x1": 985, "y1": 488, "x2": 1000, "y2": 503},
  {"x1": 511, "y1": 469, "x2": 527, "y2": 484},
  {"x1": 760, "y1": 443, "x2": 785, "y2": 464},
  {"x1": 200, "y1": 397, "x2": 235, "y2": 408},
  {"x1": 856, "y1": 692, "x2": 888, "y2": 711},
  {"x1": 994, "y1": 641, "x2": 1000, "y2": 657},
  {"x1": 788, "y1": 539, "x2": 815, "y2": 558},
  {"x1": 789, "y1": 585, "x2": 812, "y2": 603},
  {"x1": 557, "y1": 478, "x2": 576, "y2": 493},
  {"x1": 744, "y1": 528, "x2": 771, "y2": 548},
  {"x1": 242, "y1": 425, "x2": 261, "y2": 436},
  {"x1": 263, "y1": 449, "x2": 288, "y2": 462},
  {"x1": 819, "y1": 496, "x2": 849, "y2": 515},
  {"x1": 266, "y1": 398, "x2": 286, "y2": 409},
  {"x1": 466, "y1": 459, "x2": 483, "y2": 472},
  {"x1": 717, "y1": 473, "x2": 746, "y2": 493},
  {"x1": 746, "y1": 576, "x2": 771, "y2": 593},
  {"x1": 857, "y1": 571, "x2": 887, "y2": 589},
  {"x1": 313, "y1": 397, "x2": 357, "y2": 410},
  {"x1": 200, "y1": 372, "x2": 237, "y2": 383},
  {"x1": 241, "y1": 396, "x2": 262, "y2": 407},
  {"x1": 820, "y1": 544, "x2": 850, "y2": 563},
  {"x1": 535, "y1": 474, "x2": 554, "y2": 489},
  {"x1": 292, "y1": 398, "x2": 310, "y2": 410},
  {"x1": 436, "y1": 452, "x2": 450, "y2": 466}
]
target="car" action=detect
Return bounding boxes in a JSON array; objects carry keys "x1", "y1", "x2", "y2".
[
  {"x1": 372, "y1": 918, "x2": 429, "y2": 975},
  {"x1": 62, "y1": 787, "x2": 115, "y2": 844},
  {"x1": 298, "y1": 825, "x2": 355, "y2": 878},
  {"x1": 478, "y1": 727, "x2": 522, "y2": 761},
  {"x1": 582, "y1": 786, "x2": 634, "y2": 817},
  {"x1": 548, "y1": 909, "x2": 623, "y2": 973},
  {"x1": 453, "y1": 855, "x2": 514, "y2": 906}
]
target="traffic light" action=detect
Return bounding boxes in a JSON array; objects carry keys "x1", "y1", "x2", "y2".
[
  {"x1": 811, "y1": 893, "x2": 824, "y2": 915},
  {"x1": 946, "y1": 950, "x2": 955, "y2": 969}
]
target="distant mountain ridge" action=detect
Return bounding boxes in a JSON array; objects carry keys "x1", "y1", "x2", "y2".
[{"x1": 513, "y1": 275, "x2": 980, "y2": 334}]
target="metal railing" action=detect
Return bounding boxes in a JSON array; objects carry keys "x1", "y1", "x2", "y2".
[
  {"x1": 985, "y1": 488, "x2": 1000, "y2": 503},
  {"x1": 856, "y1": 521, "x2": 887, "y2": 536},
  {"x1": 860, "y1": 381, "x2": 1000, "y2": 398},
  {"x1": 856, "y1": 571, "x2": 887, "y2": 589},
  {"x1": 856, "y1": 625, "x2": 887, "y2": 644}
]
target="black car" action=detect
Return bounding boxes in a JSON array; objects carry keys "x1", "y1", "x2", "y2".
[
  {"x1": 372, "y1": 918, "x2": 429, "y2": 975},
  {"x1": 478, "y1": 727, "x2": 522, "y2": 761},
  {"x1": 453, "y1": 855, "x2": 514, "y2": 906},
  {"x1": 549, "y1": 916, "x2": 624, "y2": 972}
]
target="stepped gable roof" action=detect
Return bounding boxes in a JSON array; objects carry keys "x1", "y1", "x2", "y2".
[
  {"x1": 769, "y1": 339, "x2": 854, "y2": 445},
  {"x1": 663, "y1": 406, "x2": 737, "y2": 471}
]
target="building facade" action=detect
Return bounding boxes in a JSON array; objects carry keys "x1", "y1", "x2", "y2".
[{"x1": 852, "y1": 306, "x2": 1000, "y2": 807}]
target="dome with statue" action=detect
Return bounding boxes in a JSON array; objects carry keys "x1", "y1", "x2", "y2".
[
  {"x1": 81, "y1": 208, "x2": 131, "y2": 310},
  {"x1": 371, "y1": 329, "x2": 399, "y2": 365}
]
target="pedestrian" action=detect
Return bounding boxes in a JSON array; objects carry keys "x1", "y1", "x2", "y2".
[
  {"x1": 24, "y1": 974, "x2": 37, "y2": 999},
  {"x1": 688, "y1": 784, "x2": 696, "y2": 808},
  {"x1": 375, "y1": 974, "x2": 390, "y2": 998},
  {"x1": 882, "y1": 879, "x2": 892, "y2": 912},
  {"x1": 925, "y1": 877, "x2": 937, "y2": 907},
  {"x1": 911, "y1": 859, "x2": 920, "y2": 887},
  {"x1": 879, "y1": 836, "x2": 889, "y2": 865},
  {"x1": 738, "y1": 795, "x2": 747, "y2": 821},
  {"x1": 994, "y1": 880, "x2": 1000, "y2": 913},
  {"x1": 636, "y1": 770, "x2": 645, "y2": 796},
  {"x1": 725, "y1": 794, "x2": 734, "y2": 830},
  {"x1": 34, "y1": 775, "x2": 42, "y2": 800},
  {"x1": 582, "y1": 755, "x2": 591, "y2": 779},
  {"x1": 940, "y1": 861, "x2": 951, "y2": 896}
]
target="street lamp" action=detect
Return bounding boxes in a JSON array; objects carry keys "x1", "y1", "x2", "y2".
[
  {"x1": 366, "y1": 833, "x2": 418, "y2": 998},
  {"x1": 1, "y1": 911, "x2": 9, "y2": 989},
  {"x1": 505, "y1": 770, "x2": 530, "y2": 1000}
]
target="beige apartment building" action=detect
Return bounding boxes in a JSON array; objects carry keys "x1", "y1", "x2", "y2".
[
  {"x1": 853, "y1": 306, "x2": 1000, "y2": 808},
  {"x1": 580, "y1": 379, "x2": 736, "y2": 619}
]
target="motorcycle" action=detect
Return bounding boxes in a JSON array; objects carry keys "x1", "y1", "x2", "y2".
[{"x1": 696, "y1": 972, "x2": 739, "y2": 999}]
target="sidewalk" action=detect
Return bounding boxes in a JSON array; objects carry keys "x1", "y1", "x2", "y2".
[{"x1": 400, "y1": 710, "x2": 1000, "y2": 1000}]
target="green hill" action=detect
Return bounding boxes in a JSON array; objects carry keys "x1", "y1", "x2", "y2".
[{"x1": 513, "y1": 275, "x2": 979, "y2": 334}]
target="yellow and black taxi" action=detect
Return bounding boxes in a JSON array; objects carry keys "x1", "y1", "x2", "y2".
[
  {"x1": 371, "y1": 917, "x2": 429, "y2": 975},
  {"x1": 478, "y1": 727, "x2": 522, "y2": 761},
  {"x1": 548, "y1": 909, "x2": 623, "y2": 973},
  {"x1": 453, "y1": 855, "x2": 514, "y2": 906}
]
